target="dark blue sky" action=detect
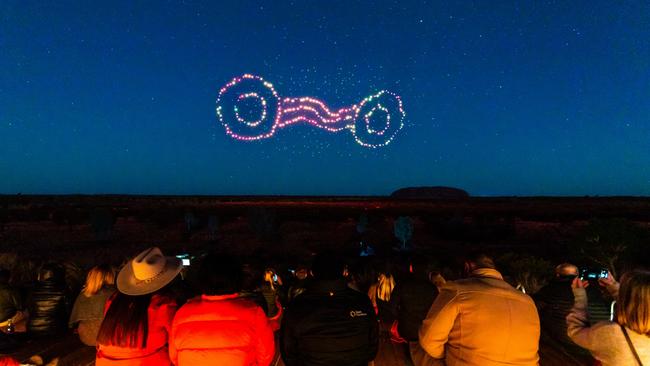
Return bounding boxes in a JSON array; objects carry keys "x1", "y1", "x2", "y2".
[{"x1": 2, "y1": 1, "x2": 649, "y2": 196}]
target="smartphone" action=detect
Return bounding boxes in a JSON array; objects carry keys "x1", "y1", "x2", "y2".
[
  {"x1": 273, "y1": 273, "x2": 278, "y2": 282},
  {"x1": 176, "y1": 254, "x2": 191, "y2": 266},
  {"x1": 579, "y1": 268, "x2": 608, "y2": 280}
]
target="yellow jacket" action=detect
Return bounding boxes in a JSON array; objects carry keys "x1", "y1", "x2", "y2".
[{"x1": 418, "y1": 268, "x2": 540, "y2": 366}]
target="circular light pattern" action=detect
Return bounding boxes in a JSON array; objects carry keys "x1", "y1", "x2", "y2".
[
  {"x1": 234, "y1": 93, "x2": 267, "y2": 127},
  {"x1": 364, "y1": 104, "x2": 390, "y2": 136},
  {"x1": 216, "y1": 74, "x2": 280, "y2": 141},
  {"x1": 216, "y1": 74, "x2": 405, "y2": 148},
  {"x1": 353, "y1": 91, "x2": 405, "y2": 147}
]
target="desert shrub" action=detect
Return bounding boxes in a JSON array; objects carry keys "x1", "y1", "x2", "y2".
[
  {"x1": 497, "y1": 253, "x2": 553, "y2": 294},
  {"x1": 570, "y1": 218, "x2": 650, "y2": 278}
]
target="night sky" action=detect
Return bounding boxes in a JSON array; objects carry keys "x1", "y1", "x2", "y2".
[{"x1": 2, "y1": 1, "x2": 649, "y2": 196}]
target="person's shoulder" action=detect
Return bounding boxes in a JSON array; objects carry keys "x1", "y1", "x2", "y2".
[{"x1": 583, "y1": 321, "x2": 624, "y2": 340}]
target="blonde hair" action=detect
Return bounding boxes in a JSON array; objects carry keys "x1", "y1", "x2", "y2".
[
  {"x1": 376, "y1": 273, "x2": 395, "y2": 302},
  {"x1": 83, "y1": 265, "x2": 115, "y2": 297},
  {"x1": 264, "y1": 269, "x2": 276, "y2": 291},
  {"x1": 616, "y1": 270, "x2": 650, "y2": 336}
]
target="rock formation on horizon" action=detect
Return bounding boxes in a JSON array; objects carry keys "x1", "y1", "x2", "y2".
[{"x1": 390, "y1": 186, "x2": 469, "y2": 199}]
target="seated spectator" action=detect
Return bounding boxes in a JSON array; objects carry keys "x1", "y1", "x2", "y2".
[
  {"x1": 418, "y1": 253, "x2": 540, "y2": 366},
  {"x1": 390, "y1": 258, "x2": 439, "y2": 365},
  {"x1": 346, "y1": 257, "x2": 376, "y2": 295},
  {"x1": 0, "y1": 269, "x2": 27, "y2": 333},
  {"x1": 69, "y1": 264, "x2": 115, "y2": 346},
  {"x1": 567, "y1": 269, "x2": 650, "y2": 365},
  {"x1": 96, "y1": 247, "x2": 182, "y2": 366},
  {"x1": 170, "y1": 253, "x2": 275, "y2": 366},
  {"x1": 281, "y1": 252, "x2": 378, "y2": 366},
  {"x1": 374, "y1": 271, "x2": 397, "y2": 324},
  {"x1": 260, "y1": 268, "x2": 282, "y2": 317},
  {"x1": 0, "y1": 269, "x2": 27, "y2": 351},
  {"x1": 27, "y1": 263, "x2": 69, "y2": 337},
  {"x1": 259, "y1": 268, "x2": 283, "y2": 330},
  {"x1": 287, "y1": 265, "x2": 310, "y2": 303},
  {"x1": 534, "y1": 263, "x2": 610, "y2": 362}
]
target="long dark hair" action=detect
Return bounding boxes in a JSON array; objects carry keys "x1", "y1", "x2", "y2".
[{"x1": 96, "y1": 292, "x2": 152, "y2": 348}]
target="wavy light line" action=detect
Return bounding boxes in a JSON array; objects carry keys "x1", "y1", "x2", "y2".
[{"x1": 215, "y1": 74, "x2": 405, "y2": 148}]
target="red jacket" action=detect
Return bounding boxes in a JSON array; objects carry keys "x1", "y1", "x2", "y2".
[
  {"x1": 170, "y1": 294, "x2": 275, "y2": 366},
  {"x1": 96, "y1": 294, "x2": 178, "y2": 366}
]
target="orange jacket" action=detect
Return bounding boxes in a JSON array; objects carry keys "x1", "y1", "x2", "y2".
[
  {"x1": 170, "y1": 294, "x2": 275, "y2": 366},
  {"x1": 419, "y1": 268, "x2": 540, "y2": 366},
  {"x1": 96, "y1": 294, "x2": 178, "y2": 366}
]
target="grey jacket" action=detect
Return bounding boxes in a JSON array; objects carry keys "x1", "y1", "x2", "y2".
[{"x1": 567, "y1": 287, "x2": 650, "y2": 366}]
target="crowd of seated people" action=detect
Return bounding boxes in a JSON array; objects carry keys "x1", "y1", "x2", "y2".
[{"x1": 0, "y1": 245, "x2": 647, "y2": 366}]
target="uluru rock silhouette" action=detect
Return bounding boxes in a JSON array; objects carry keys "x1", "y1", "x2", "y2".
[{"x1": 390, "y1": 186, "x2": 469, "y2": 199}]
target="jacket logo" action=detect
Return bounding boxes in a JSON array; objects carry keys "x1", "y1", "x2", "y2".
[{"x1": 349, "y1": 310, "x2": 368, "y2": 318}]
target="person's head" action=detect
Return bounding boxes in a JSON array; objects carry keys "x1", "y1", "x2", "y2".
[
  {"x1": 295, "y1": 266, "x2": 309, "y2": 281},
  {"x1": 99, "y1": 247, "x2": 182, "y2": 348},
  {"x1": 311, "y1": 252, "x2": 345, "y2": 280},
  {"x1": 83, "y1": 264, "x2": 115, "y2": 297},
  {"x1": 616, "y1": 269, "x2": 650, "y2": 335},
  {"x1": 263, "y1": 268, "x2": 277, "y2": 290},
  {"x1": 38, "y1": 263, "x2": 64, "y2": 285},
  {"x1": 199, "y1": 253, "x2": 243, "y2": 296},
  {"x1": 0, "y1": 269, "x2": 10, "y2": 285},
  {"x1": 96, "y1": 292, "x2": 152, "y2": 348},
  {"x1": 555, "y1": 263, "x2": 579, "y2": 278},
  {"x1": 376, "y1": 272, "x2": 395, "y2": 302},
  {"x1": 463, "y1": 252, "x2": 496, "y2": 276},
  {"x1": 241, "y1": 262, "x2": 261, "y2": 291}
]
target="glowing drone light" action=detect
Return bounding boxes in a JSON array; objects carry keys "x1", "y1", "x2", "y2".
[{"x1": 216, "y1": 74, "x2": 405, "y2": 148}]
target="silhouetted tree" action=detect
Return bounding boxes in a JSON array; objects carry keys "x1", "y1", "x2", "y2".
[
  {"x1": 571, "y1": 218, "x2": 649, "y2": 278},
  {"x1": 207, "y1": 215, "x2": 219, "y2": 241},
  {"x1": 356, "y1": 213, "x2": 368, "y2": 234},
  {"x1": 184, "y1": 211, "x2": 199, "y2": 234},
  {"x1": 394, "y1": 216, "x2": 413, "y2": 250}
]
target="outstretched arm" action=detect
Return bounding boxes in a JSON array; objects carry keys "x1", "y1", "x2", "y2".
[{"x1": 566, "y1": 278, "x2": 599, "y2": 351}]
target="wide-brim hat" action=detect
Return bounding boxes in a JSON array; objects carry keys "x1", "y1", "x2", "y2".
[{"x1": 117, "y1": 247, "x2": 183, "y2": 296}]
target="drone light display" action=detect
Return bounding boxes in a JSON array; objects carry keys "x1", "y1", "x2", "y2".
[{"x1": 216, "y1": 74, "x2": 405, "y2": 148}]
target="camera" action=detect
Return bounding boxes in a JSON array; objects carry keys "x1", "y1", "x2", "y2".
[{"x1": 579, "y1": 268, "x2": 608, "y2": 280}]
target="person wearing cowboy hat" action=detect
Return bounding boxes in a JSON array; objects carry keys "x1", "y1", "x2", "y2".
[{"x1": 96, "y1": 247, "x2": 183, "y2": 366}]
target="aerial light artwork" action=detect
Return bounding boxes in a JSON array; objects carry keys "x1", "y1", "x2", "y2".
[{"x1": 216, "y1": 74, "x2": 405, "y2": 148}]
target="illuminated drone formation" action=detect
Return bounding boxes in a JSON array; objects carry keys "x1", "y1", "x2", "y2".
[{"x1": 216, "y1": 74, "x2": 405, "y2": 148}]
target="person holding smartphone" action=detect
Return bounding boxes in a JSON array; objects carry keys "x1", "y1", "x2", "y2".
[
  {"x1": 260, "y1": 268, "x2": 283, "y2": 331},
  {"x1": 567, "y1": 269, "x2": 650, "y2": 365}
]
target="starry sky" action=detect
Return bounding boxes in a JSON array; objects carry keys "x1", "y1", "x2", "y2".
[{"x1": 1, "y1": 1, "x2": 650, "y2": 196}]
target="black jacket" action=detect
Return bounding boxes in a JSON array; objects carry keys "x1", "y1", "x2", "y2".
[
  {"x1": 27, "y1": 279, "x2": 69, "y2": 336},
  {"x1": 534, "y1": 277, "x2": 613, "y2": 351},
  {"x1": 281, "y1": 279, "x2": 379, "y2": 366},
  {"x1": 392, "y1": 275, "x2": 439, "y2": 341},
  {"x1": 0, "y1": 283, "x2": 23, "y2": 323}
]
